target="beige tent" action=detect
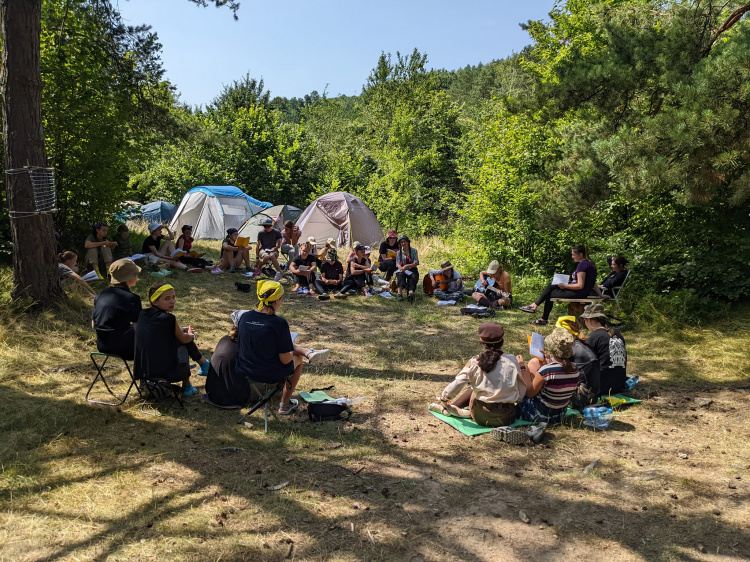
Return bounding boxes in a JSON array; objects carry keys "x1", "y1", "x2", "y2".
[{"x1": 295, "y1": 192, "x2": 383, "y2": 248}]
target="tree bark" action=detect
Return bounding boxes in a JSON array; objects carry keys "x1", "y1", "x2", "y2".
[{"x1": 1, "y1": 0, "x2": 63, "y2": 304}]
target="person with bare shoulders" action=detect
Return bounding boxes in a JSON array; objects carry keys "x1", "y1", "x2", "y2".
[
  {"x1": 471, "y1": 260, "x2": 512, "y2": 309},
  {"x1": 142, "y1": 223, "x2": 199, "y2": 272},
  {"x1": 83, "y1": 222, "x2": 117, "y2": 276}
]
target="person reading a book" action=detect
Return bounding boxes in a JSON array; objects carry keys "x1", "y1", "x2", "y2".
[
  {"x1": 281, "y1": 220, "x2": 302, "y2": 263},
  {"x1": 335, "y1": 244, "x2": 374, "y2": 298},
  {"x1": 142, "y1": 223, "x2": 197, "y2": 272},
  {"x1": 134, "y1": 283, "x2": 210, "y2": 398},
  {"x1": 378, "y1": 230, "x2": 399, "y2": 281},
  {"x1": 428, "y1": 260, "x2": 464, "y2": 302},
  {"x1": 429, "y1": 322, "x2": 525, "y2": 427},
  {"x1": 234, "y1": 280, "x2": 330, "y2": 415},
  {"x1": 215, "y1": 228, "x2": 251, "y2": 273},
  {"x1": 320, "y1": 248, "x2": 345, "y2": 298},
  {"x1": 91, "y1": 259, "x2": 142, "y2": 359},
  {"x1": 599, "y1": 255, "x2": 629, "y2": 298},
  {"x1": 289, "y1": 244, "x2": 327, "y2": 296},
  {"x1": 519, "y1": 245, "x2": 597, "y2": 325},
  {"x1": 395, "y1": 235, "x2": 419, "y2": 302},
  {"x1": 471, "y1": 260, "x2": 512, "y2": 309},
  {"x1": 255, "y1": 218, "x2": 283, "y2": 281},
  {"x1": 175, "y1": 225, "x2": 212, "y2": 269},
  {"x1": 553, "y1": 315, "x2": 601, "y2": 409},
  {"x1": 84, "y1": 222, "x2": 117, "y2": 276},
  {"x1": 112, "y1": 224, "x2": 133, "y2": 260},
  {"x1": 580, "y1": 303, "x2": 628, "y2": 395},
  {"x1": 58, "y1": 251, "x2": 97, "y2": 299}
]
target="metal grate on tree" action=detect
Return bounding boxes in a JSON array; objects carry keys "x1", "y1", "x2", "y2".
[{"x1": 5, "y1": 166, "x2": 57, "y2": 217}]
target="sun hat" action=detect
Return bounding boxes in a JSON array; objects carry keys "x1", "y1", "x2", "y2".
[
  {"x1": 109, "y1": 259, "x2": 141, "y2": 284},
  {"x1": 555, "y1": 315, "x2": 581, "y2": 336},
  {"x1": 231, "y1": 309, "x2": 249, "y2": 327},
  {"x1": 579, "y1": 303, "x2": 607, "y2": 320},
  {"x1": 327, "y1": 237, "x2": 335, "y2": 246},
  {"x1": 545, "y1": 328, "x2": 575, "y2": 359},
  {"x1": 326, "y1": 248, "x2": 338, "y2": 261},
  {"x1": 478, "y1": 322, "x2": 504, "y2": 345},
  {"x1": 486, "y1": 260, "x2": 500, "y2": 274},
  {"x1": 307, "y1": 236, "x2": 317, "y2": 246},
  {"x1": 226, "y1": 227, "x2": 238, "y2": 235},
  {"x1": 387, "y1": 230, "x2": 397, "y2": 239},
  {"x1": 148, "y1": 222, "x2": 163, "y2": 233},
  {"x1": 440, "y1": 260, "x2": 454, "y2": 272},
  {"x1": 261, "y1": 217, "x2": 274, "y2": 226}
]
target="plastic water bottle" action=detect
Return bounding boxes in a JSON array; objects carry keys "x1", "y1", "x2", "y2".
[
  {"x1": 625, "y1": 376, "x2": 639, "y2": 390},
  {"x1": 582, "y1": 406, "x2": 613, "y2": 430}
]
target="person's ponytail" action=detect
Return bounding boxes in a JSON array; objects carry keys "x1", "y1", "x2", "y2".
[{"x1": 477, "y1": 341, "x2": 504, "y2": 372}]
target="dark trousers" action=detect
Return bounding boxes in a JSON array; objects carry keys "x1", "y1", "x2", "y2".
[
  {"x1": 339, "y1": 274, "x2": 368, "y2": 293},
  {"x1": 322, "y1": 280, "x2": 343, "y2": 293},
  {"x1": 534, "y1": 284, "x2": 588, "y2": 320},
  {"x1": 379, "y1": 259, "x2": 397, "y2": 280},
  {"x1": 296, "y1": 273, "x2": 326, "y2": 294},
  {"x1": 396, "y1": 268, "x2": 419, "y2": 293}
]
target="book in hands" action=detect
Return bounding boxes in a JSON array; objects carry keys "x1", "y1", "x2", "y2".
[
  {"x1": 386, "y1": 249, "x2": 397, "y2": 259},
  {"x1": 235, "y1": 237, "x2": 250, "y2": 248},
  {"x1": 170, "y1": 249, "x2": 187, "y2": 259},
  {"x1": 552, "y1": 273, "x2": 570, "y2": 285},
  {"x1": 529, "y1": 332, "x2": 545, "y2": 360}
]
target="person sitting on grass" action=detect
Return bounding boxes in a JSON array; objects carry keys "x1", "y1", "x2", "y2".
[
  {"x1": 234, "y1": 280, "x2": 330, "y2": 415},
  {"x1": 378, "y1": 230, "x2": 399, "y2": 281},
  {"x1": 280, "y1": 220, "x2": 302, "y2": 263},
  {"x1": 214, "y1": 227, "x2": 251, "y2": 274},
  {"x1": 58, "y1": 251, "x2": 97, "y2": 299},
  {"x1": 580, "y1": 303, "x2": 628, "y2": 395},
  {"x1": 91, "y1": 259, "x2": 142, "y2": 360},
  {"x1": 256, "y1": 218, "x2": 284, "y2": 281},
  {"x1": 429, "y1": 322, "x2": 526, "y2": 427},
  {"x1": 514, "y1": 328, "x2": 580, "y2": 424},
  {"x1": 175, "y1": 225, "x2": 212, "y2": 269},
  {"x1": 204, "y1": 309, "x2": 253, "y2": 407},
  {"x1": 395, "y1": 235, "x2": 419, "y2": 302},
  {"x1": 471, "y1": 260, "x2": 512, "y2": 309},
  {"x1": 599, "y1": 255, "x2": 629, "y2": 298},
  {"x1": 84, "y1": 222, "x2": 117, "y2": 276},
  {"x1": 142, "y1": 222, "x2": 198, "y2": 272},
  {"x1": 134, "y1": 283, "x2": 210, "y2": 398},
  {"x1": 112, "y1": 224, "x2": 133, "y2": 260},
  {"x1": 335, "y1": 244, "x2": 374, "y2": 298},
  {"x1": 289, "y1": 243, "x2": 327, "y2": 297},
  {"x1": 519, "y1": 245, "x2": 597, "y2": 325},
  {"x1": 320, "y1": 248, "x2": 345, "y2": 299},
  {"x1": 554, "y1": 315, "x2": 601, "y2": 409},
  {"x1": 429, "y1": 260, "x2": 464, "y2": 302}
]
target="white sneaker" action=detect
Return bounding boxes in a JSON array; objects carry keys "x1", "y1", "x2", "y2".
[
  {"x1": 273, "y1": 271, "x2": 283, "y2": 282},
  {"x1": 306, "y1": 348, "x2": 330, "y2": 364}
]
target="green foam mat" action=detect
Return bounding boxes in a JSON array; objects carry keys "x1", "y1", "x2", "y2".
[
  {"x1": 429, "y1": 407, "x2": 582, "y2": 436},
  {"x1": 300, "y1": 390, "x2": 335, "y2": 403}
]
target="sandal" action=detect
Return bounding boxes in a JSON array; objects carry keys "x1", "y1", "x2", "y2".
[
  {"x1": 277, "y1": 398, "x2": 299, "y2": 416},
  {"x1": 531, "y1": 318, "x2": 549, "y2": 325},
  {"x1": 519, "y1": 304, "x2": 536, "y2": 313}
]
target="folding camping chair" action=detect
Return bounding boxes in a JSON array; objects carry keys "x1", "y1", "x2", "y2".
[
  {"x1": 236, "y1": 379, "x2": 287, "y2": 433},
  {"x1": 86, "y1": 351, "x2": 142, "y2": 406}
]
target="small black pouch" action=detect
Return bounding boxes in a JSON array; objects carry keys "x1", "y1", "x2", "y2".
[{"x1": 307, "y1": 402, "x2": 352, "y2": 422}]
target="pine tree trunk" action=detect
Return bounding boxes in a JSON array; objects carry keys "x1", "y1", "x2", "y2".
[{"x1": 1, "y1": 0, "x2": 63, "y2": 304}]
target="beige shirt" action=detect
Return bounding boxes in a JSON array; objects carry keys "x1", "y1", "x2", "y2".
[{"x1": 441, "y1": 354, "x2": 527, "y2": 404}]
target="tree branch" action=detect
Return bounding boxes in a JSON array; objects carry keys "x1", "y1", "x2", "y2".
[{"x1": 703, "y1": 3, "x2": 750, "y2": 54}]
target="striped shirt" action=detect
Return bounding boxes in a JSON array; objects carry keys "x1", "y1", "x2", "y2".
[{"x1": 538, "y1": 361, "x2": 579, "y2": 410}]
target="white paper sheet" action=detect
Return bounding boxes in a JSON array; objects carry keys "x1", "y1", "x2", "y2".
[
  {"x1": 81, "y1": 270, "x2": 99, "y2": 282},
  {"x1": 530, "y1": 332, "x2": 545, "y2": 359},
  {"x1": 552, "y1": 273, "x2": 570, "y2": 285},
  {"x1": 126, "y1": 253, "x2": 147, "y2": 261}
]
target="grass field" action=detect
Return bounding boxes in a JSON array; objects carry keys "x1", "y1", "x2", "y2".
[{"x1": 0, "y1": 237, "x2": 749, "y2": 561}]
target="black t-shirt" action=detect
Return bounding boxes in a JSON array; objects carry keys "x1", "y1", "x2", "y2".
[
  {"x1": 292, "y1": 254, "x2": 321, "y2": 273},
  {"x1": 223, "y1": 236, "x2": 239, "y2": 254},
  {"x1": 205, "y1": 336, "x2": 252, "y2": 406},
  {"x1": 320, "y1": 261, "x2": 344, "y2": 281},
  {"x1": 235, "y1": 310, "x2": 295, "y2": 383},
  {"x1": 134, "y1": 307, "x2": 178, "y2": 379},
  {"x1": 585, "y1": 328, "x2": 627, "y2": 393},
  {"x1": 379, "y1": 240, "x2": 398, "y2": 260},
  {"x1": 572, "y1": 339, "x2": 601, "y2": 394},
  {"x1": 257, "y1": 229, "x2": 282, "y2": 251},
  {"x1": 601, "y1": 270, "x2": 628, "y2": 296},
  {"x1": 142, "y1": 235, "x2": 163, "y2": 255},
  {"x1": 347, "y1": 256, "x2": 370, "y2": 277},
  {"x1": 92, "y1": 287, "x2": 142, "y2": 335}
]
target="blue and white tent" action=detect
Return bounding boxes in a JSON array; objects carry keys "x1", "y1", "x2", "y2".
[
  {"x1": 141, "y1": 201, "x2": 178, "y2": 223},
  {"x1": 168, "y1": 186, "x2": 272, "y2": 239}
]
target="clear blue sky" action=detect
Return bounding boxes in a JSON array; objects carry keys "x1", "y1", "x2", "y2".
[{"x1": 115, "y1": 0, "x2": 557, "y2": 107}]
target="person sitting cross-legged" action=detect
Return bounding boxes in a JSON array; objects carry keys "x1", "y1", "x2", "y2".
[
  {"x1": 429, "y1": 260, "x2": 464, "y2": 303},
  {"x1": 319, "y1": 248, "x2": 345, "y2": 299},
  {"x1": 335, "y1": 244, "x2": 374, "y2": 298},
  {"x1": 471, "y1": 260, "x2": 512, "y2": 309}
]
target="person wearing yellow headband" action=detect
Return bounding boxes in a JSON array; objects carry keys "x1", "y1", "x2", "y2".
[
  {"x1": 234, "y1": 280, "x2": 330, "y2": 415},
  {"x1": 554, "y1": 316, "x2": 600, "y2": 408},
  {"x1": 134, "y1": 283, "x2": 210, "y2": 398}
]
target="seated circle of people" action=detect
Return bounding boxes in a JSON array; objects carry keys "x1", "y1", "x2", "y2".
[
  {"x1": 579, "y1": 303, "x2": 628, "y2": 394},
  {"x1": 599, "y1": 255, "x2": 629, "y2": 298},
  {"x1": 215, "y1": 227, "x2": 251, "y2": 273},
  {"x1": 175, "y1": 225, "x2": 212, "y2": 269},
  {"x1": 519, "y1": 245, "x2": 598, "y2": 325},
  {"x1": 142, "y1": 222, "x2": 197, "y2": 272},
  {"x1": 430, "y1": 322, "x2": 526, "y2": 427},
  {"x1": 515, "y1": 328, "x2": 580, "y2": 424},
  {"x1": 319, "y1": 248, "x2": 345, "y2": 297},
  {"x1": 378, "y1": 230, "x2": 399, "y2": 281},
  {"x1": 111, "y1": 224, "x2": 133, "y2": 260},
  {"x1": 280, "y1": 220, "x2": 302, "y2": 263},
  {"x1": 395, "y1": 235, "x2": 419, "y2": 302},
  {"x1": 289, "y1": 243, "x2": 326, "y2": 296},
  {"x1": 234, "y1": 280, "x2": 330, "y2": 415},
  {"x1": 554, "y1": 315, "x2": 601, "y2": 409},
  {"x1": 91, "y1": 259, "x2": 143, "y2": 360},
  {"x1": 428, "y1": 260, "x2": 464, "y2": 302},
  {"x1": 134, "y1": 283, "x2": 210, "y2": 398},
  {"x1": 58, "y1": 250, "x2": 97, "y2": 299},
  {"x1": 204, "y1": 309, "x2": 253, "y2": 407},
  {"x1": 84, "y1": 221, "x2": 117, "y2": 276},
  {"x1": 255, "y1": 217, "x2": 284, "y2": 281},
  {"x1": 335, "y1": 244, "x2": 374, "y2": 298},
  {"x1": 472, "y1": 260, "x2": 512, "y2": 309}
]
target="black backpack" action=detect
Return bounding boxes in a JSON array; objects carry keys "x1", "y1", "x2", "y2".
[{"x1": 307, "y1": 402, "x2": 352, "y2": 422}]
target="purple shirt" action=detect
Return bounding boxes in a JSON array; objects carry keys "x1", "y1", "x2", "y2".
[{"x1": 571, "y1": 260, "x2": 597, "y2": 295}]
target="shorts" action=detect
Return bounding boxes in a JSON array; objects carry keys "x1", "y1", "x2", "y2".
[{"x1": 259, "y1": 249, "x2": 278, "y2": 260}]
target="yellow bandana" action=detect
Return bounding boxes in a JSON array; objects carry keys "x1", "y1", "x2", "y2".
[
  {"x1": 555, "y1": 315, "x2": 579, "y2": 336},
  {"x1": 257, "y1": 280, "x2": 284, "y2": 310},
  {"x1": 150, "y1": 284, "x2": 174, "y2": 304}
]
